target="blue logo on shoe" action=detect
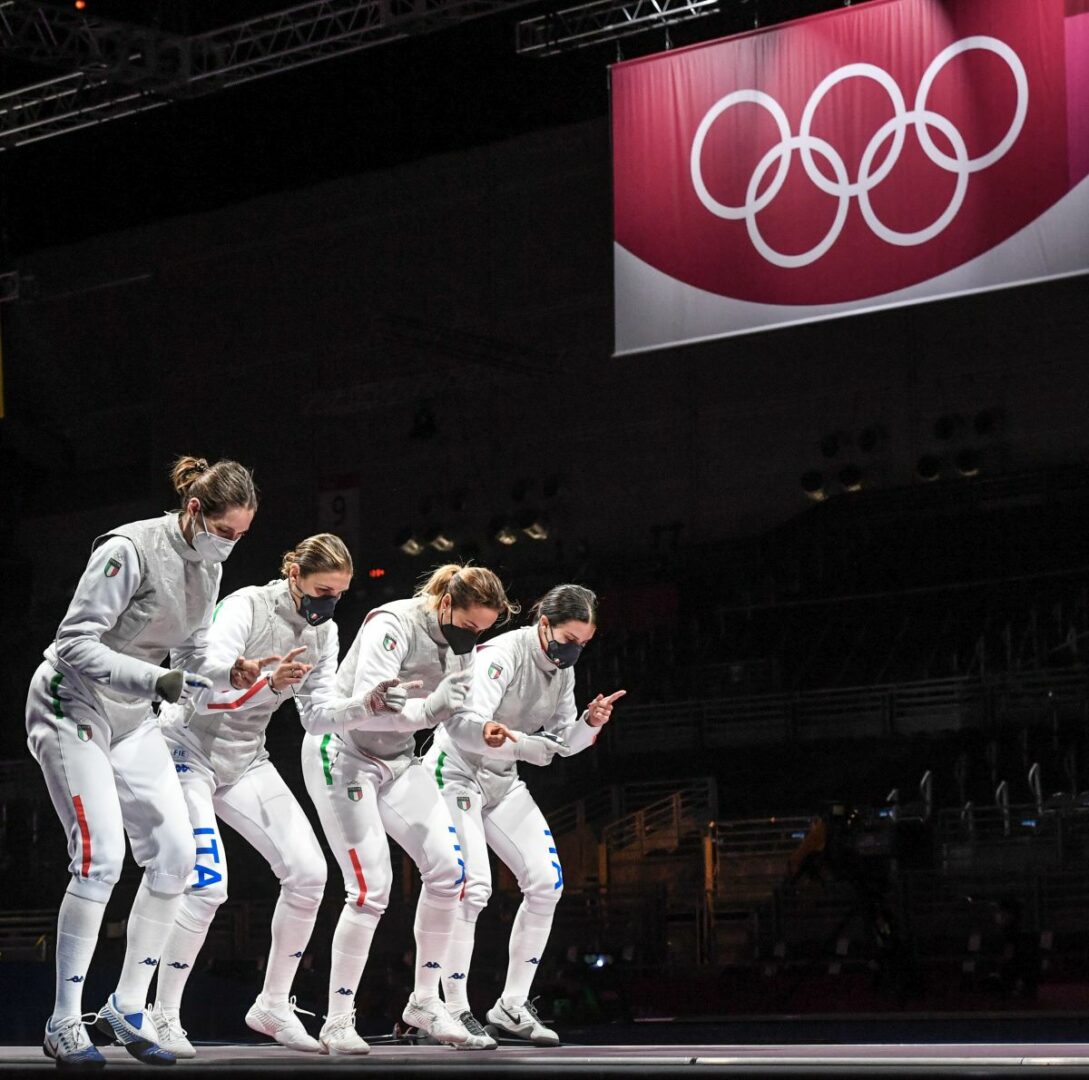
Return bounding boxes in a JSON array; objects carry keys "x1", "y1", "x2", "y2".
[
  {"x1": 66, "y1": 974, "x2": 85, "y2": 983},
  {"x1": 421, "y1": 961, "x2": 442, "y2": 969},
  {"x1": 448, "y1": 972, "x2": 466, "y2": 980},
  {"x1": 335, "y1": 987, "x2": 353, "y2": 996},
  {"x1": 140, "y1": 957, "x2": 159, "y2": 966},
  {"x1": 167, "y1": 961, "x2": 190, "y2": 970},
  {"x1": 290, "y1": 951, "x2": 303, "y2": 958},
  {"x1": 526, "y1": 957, "x2": 540, "y2": 965}
]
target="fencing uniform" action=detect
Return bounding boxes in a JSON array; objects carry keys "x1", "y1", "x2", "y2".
[
  {"x1": 25, "y1": 512, "x2": 233, "y2": 1054},
  {"x1": 423, "y1": 625, "x2": 600, "y2": 1038},
  {"x1": 155, "y1": 577, "x2": 377, "y2": 1045},
  {"x1": 301, "y1": 596, "x2": 473, "y2": 1038}
]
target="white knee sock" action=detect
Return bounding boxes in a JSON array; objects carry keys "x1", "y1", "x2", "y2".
[
  {"x1": 261, "y1": 890, "x2": 319, "y2": 1006},
  {"x1": 327, "y1": 905, "x2": 381, "y2": 1018},
  {"x1": 500, "y1": 904, "x2": 555, "y2": 1006},
  {"x1": 53, "y1": 885, "x2": 107, "y2": 1021},
  {"x1": 440, "y1": 909, "x2": 479, "y2": 1013},
  {"x1": 412, "y1": 887, "x2": 457, "y2": 1002},
  {"x1": 114, "y1": 878, "x2": 183, "y2": 1014},
  {"x1": 155, "y1": 899, "x2": 215, "y2": 1011}
]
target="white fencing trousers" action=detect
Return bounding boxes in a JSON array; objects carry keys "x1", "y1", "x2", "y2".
[
  {"x1": 26, "y1": 662, "x2": 193, "y2": 901},
  {"x1": 301, "y1": 736, "x2": 465, "y2": 917},
  {"x1": 159, "y1": 753, "x2": 327, "y2": 1009},
  {"x1": 173, "y1": 754, "x2": 327, "y2": 922},
  {"x1": 435, "y1": 771, "x2": 564, "y2": 1006}
]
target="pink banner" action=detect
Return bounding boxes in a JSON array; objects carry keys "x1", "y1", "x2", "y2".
[{"x1": 611, "y1": 0, "x2": 1089, "y2": 353}]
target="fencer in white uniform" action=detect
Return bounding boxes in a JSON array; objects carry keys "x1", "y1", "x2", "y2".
[
  {"x1": 301, "y1": 564, "x2": 519, "y2": 1052},
  {"x1": 151, "y1": 533, "x2": 409, "y2": 1058},
  {"x1": 424, "y1": 584, "x2": 625, "y2": 1046},
  {"x1": 25, "y1": 456, "x2": 268, "y2": 1068}
]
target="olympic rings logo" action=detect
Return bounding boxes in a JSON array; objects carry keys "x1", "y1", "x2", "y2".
[{"x1": 690, "y1": 37, "x2": 1028, "y2": 268}]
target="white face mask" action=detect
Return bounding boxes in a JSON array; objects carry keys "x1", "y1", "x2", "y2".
[{"x1": 193, "y1": 511, "x2": 237, "y2": 563}]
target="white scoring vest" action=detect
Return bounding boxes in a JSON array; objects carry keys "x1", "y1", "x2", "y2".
[
  {"x1": 165, "y1": 579, "x2": 332, "y2": 785},
  {"x1": 45, "y1": 514, "x2": 221, "y2": 736},
  {"x1": 336, "y1": 596, "x2": 471, "y2": 769}
]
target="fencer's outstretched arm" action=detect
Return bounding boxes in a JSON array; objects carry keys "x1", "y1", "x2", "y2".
[
  {"x1": 293, "y1": 623, "x2": 412, "y2": 734},
  {"x1": 549, "y1": 687, "x2": 627, "y2": 755},
  {"x1": 177, "y1": 595, "x2": 281, "y2": 712}
]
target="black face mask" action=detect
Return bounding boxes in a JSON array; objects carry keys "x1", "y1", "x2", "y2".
[
  {"x1": 545, "y1": 625, "x2": 584, "y2": 668},
  {"x1": 297, "y1": 589, "x2": 339, "y2": 627},
  {"x1": 438, "y1": 601, "x2": 479, "y2": 655}
]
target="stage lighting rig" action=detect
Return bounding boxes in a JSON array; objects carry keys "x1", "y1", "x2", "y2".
[{"x1": 516, "y1": 0, "x2": 721, "y2": 57}]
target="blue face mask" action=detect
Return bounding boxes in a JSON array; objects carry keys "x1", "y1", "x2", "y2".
[{"x1": 544, "y1": 623, "x2": 584, "y2": 668}]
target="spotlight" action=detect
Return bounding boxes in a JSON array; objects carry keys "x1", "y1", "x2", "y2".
[
  {"x1": 955, "y1": 448, "x2": 981, "y2": 477},
  {"x1": 395, "y1": 528, "x2": 425, "y2": 556},
  {"x1": 915, "y1": 455, "x2": 942, "y2": 482},
  {"x1": 425, "y1": 526, "x2": 455, "y2": 553},
  {"x1": 494, "y1": 523, "x2": 518, "y2": 546},
  {"x1": 518, "y1": 510, "x2": 549, "y2": 541},
  {"x1": 838, "y1": 464, "x2": 863, "y2": 493},
  {"x1": 800, "y1": 471, "x2": 826, "y2": 502}
]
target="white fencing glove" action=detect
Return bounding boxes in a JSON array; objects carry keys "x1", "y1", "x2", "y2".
[
  {"x1": 512, "y1": 731, "x2": 569, "y2": 766},
  {"x1": 422, "y1": 670, "x2": 473, "y2": 726},
  {"x1": 359, "y1": 678, "x2": 409, "y2": 716},
  {"x1": 155, "y1": 669, "x2": 214, "y2": 704}
]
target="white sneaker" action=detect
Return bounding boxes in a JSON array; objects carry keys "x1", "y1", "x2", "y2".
[
  {"x1": 244, "y1": 994, "x2": 320, "y2": 1052},
  {"x1": 95, "y1": 995, "x2": 176, "y2": 1065},
  {"x1": 149, "y1": 1003, "x2": 195, "y2": 1059},
  {"x1": 318, "y1": 1010, "x2": 370, "y2": 1055},
  {"x1": 449, "y1": 1008, "x2": 497, "y2": 1051},
  {"x1": 401, "y1": 993, "x2": 468, "y2": 1046},
  {"x1": 485, "y1": 998, "x2": 560, "y2": 1046},
  {"x1": 43, "y1": 1014, "x2": 106, "y2": 1069}
]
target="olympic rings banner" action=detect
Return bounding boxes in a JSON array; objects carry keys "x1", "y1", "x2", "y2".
[{"x1": 611, "y1": 0, "x2": 1089, "y2": 353}]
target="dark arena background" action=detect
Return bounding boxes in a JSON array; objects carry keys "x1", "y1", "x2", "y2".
[{"x1": 2, "y1": 1, "x2": 1089, "y2": 1076}]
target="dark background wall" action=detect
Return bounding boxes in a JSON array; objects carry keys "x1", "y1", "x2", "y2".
[{"x1": 4, "y1": 116, "x2": 1088, "y2": 697}]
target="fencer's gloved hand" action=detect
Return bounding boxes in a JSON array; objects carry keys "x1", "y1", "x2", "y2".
[
  {"x1": 155, "y1": 669, "x2": 214, "y2": 704},
  {"x1": 362, "y1": 678, "x2": 409, "y2": 715},
  {"x1": 512, "y1": 730, "x2": 569, "y2": 766},
  {"x1": 422, "y1": 670, "x2": 473, "y2": 726}
]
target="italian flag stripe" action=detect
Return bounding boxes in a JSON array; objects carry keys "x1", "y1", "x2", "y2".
[
  {"x1": 320, "y1": 734, "x2": 333, "y2": 786},
  {"x1": 207, "y1": 677, "x2": 269, "y2": 711},
  {"x1": 434, "y1": 750, "x2": 447, "y2": 790},
  {"x1": 348, "y1": 847, "x2": 368, "y2": 907},
  {"x1": 73, "y1": 795, "x2": 91, "y2": 877},
  {"x1": 50, "y1": 671, "x2": 65, "y2": 721}
]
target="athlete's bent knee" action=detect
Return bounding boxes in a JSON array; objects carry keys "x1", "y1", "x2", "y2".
[{"x1": 461, "y1": 877, "x2": 492, "y2": 915}]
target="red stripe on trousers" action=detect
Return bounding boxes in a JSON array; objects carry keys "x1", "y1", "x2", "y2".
[
  {"x1": 73, "y1": 795, "x2": 91, "y2": 877},
  {"x1": 348, "y1": 847, "x2": 367, "y2": 907}
]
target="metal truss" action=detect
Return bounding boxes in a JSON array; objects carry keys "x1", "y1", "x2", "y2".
[
  {"x1": 516, "y1": 0, "x2": 722, "y2": 56},
  {"x1": 0, "y1": 0, "x2": 537, "y2": 151}
]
